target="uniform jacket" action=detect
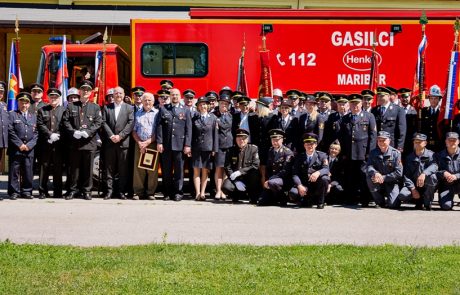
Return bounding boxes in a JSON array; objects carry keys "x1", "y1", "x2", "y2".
[
  {"x1": 298, "y1": 112, "x2": 320, "y2": 150},
  {"x1": 37, "y1": 105, "x2": 65, "y2": 151},
  {"x1": 156, "y1": 103, "x2": 192, "y2": 151},
  {"x1": 339, "y1": 111, "x2": 377, "y2": 161},
  {"x1": 435, "y1": 148, "x2": 460, "y2": 180},
  {"x1": 403, "y1": 148, "x2": 437, "y2": 190},
  {"x1": 421, "y1": 107, "x2": 443, "y2": 152},
  {"x1": 214, "y1": 110, "x2": 233, "y2": 149},
  {"x1": 366, "y1": 146, "x2": 403, "y2": 183},
  {"x1": 29, "y1": 100, "x2": 47, "y2": 114},
  {"x1": 62, "y1": 101, "x2": 102, "y2": 151},
  {"x1": 224, "y1": 143, "x2": 260, "y2": 177},
  {"x1": 8, "y1": 110, "x2": 38, "y2": 154},
  {"x1": 266, "y1": 145, "x2": 294, "y2": 180},
  {"x1": 371, "y1": 104, "x2": 407, "y2": 149},
  {"x1": 322, "y1": 111, "x2": 346, "y2": 150},
  {"x1": 292, "y1": 150, "x2": 329, "y2": 186},
  {"x1": 275, "y1": 113, "x2": 299, "y2": 152},
  {"x1": 102, "y1": 102, "x2": 134, "y2": 148},
  {"x1": 328, "y1": 155, "x2": 345, "y2": 184},
  {"x1": 0, "y1": 102, "x2": 9, "y2": 148},
  {"x1": 231, "y1": 111, "x2": 259, "y2": 144},
  {"x1": 191, "y1": 112, "x2": 218, "y2": 152},
  {"x1": 402, "y1": 105, "x2": 418, "y2": 154},
  {"x1": 254, "y1": 113, "x2": 277, "y2": 156}
]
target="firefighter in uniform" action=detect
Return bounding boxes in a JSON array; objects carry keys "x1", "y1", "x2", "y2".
[
  {"x1": 62, "y1": 80, "x2": 102, "y2": 200},
  {"x1": 0, "y1": 81, "x2": 8, "y2": 183},
  {"x1": 371, "y1": 86, "x2": 406, "y2": 152},
  {"x1": 396, "y1": 133, "x2": 437, "y2": 210},
  {"x1": 361, "y1": 89, "x2": 374, "y2": 113},
  {"x1": 435, "y1": 132, "x2": 460, "y2": 210},
  {"x1": 222, "y1": 128, "x2": 260, "y2": 203},
  {"x1": 156, "y1": 88, "x2": 192, "y2": 201},
  {"x1": 29, "y1": 83, "x2": 47, "y2": 114},
  {"x1": 339, "y1": 94, "x2": 377, "y2": 206},
  {"x1": 8, "y1": 92, "x2": 38, "y2": 199},
  {"x1": 257, "y1": 129, "x2": 294, "y2": 206},
  {"x1": 321, "y1": 94, "x2": 348, "y2": 151},
  {"x1": 289, "y1": 133, "x2": 330, "y2": 209},
  {"x1": 399, "y1": 88, "x2": 418, "y2": 158},
  {"x1": 366, "y1": 131, "x2": 403, "y2": 208},
  {"x1": 421, "y1": 85, "x2": 443, "y2": 152},
  {"x1": 36, "y1": 88, "x2": 65, "y2": 199}
]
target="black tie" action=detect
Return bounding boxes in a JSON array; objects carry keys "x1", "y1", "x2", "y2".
[
  {"x1": 352, "y1": 114, "x2": 357, "y2": 124},
  {"x1": 380, "y1": 107, "x2": 386, "y2": 116}
]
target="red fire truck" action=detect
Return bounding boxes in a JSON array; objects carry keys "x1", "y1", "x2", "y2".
[{"x1": 131, "y1": 9, "x2": 460, "y2": 97}]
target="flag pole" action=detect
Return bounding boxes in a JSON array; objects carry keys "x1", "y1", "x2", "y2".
[
  {"x1": 418, "y1": 11, "x2": 428, "y2": 132},
  {"x1": 14, "y1": 16, "x2": 21, "y2": 90},
  {"x1": 451, "y1": 18, "x2": 459, "y2": 131}
]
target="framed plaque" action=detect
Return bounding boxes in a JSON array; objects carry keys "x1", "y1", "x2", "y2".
[{"x1": 138, "y1": 148, "x2": 159, "y2": 171}]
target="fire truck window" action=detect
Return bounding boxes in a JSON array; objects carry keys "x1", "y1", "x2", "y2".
[
  {"x1": 141, "y1": 43, "x2": 208, "y2": 77},
  {"x1": 47, "y1": 54, "x2": 97, "y2": 88}
]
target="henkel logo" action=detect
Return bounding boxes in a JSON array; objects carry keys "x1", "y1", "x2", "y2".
[{"x1": 342, "y1": 48, "x2": 382, "y2": 72}]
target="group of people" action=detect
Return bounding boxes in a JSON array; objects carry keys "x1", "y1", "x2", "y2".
[{"x1": 0, "y1": 78, "x2": 459, "y2": 210}]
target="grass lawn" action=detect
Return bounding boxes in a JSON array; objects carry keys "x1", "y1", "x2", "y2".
[{"x1": 0, "y1": 241, "x2": 459, "y2": 294}]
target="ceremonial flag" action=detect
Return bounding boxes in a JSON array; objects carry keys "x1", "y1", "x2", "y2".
[
  {"x1": 94, "y1": 28, "x2": 108, "y2": 106},
  {"x1": 411, "y1": 17, "x2": 428, "y2": 111},
  {"x1": 368, "y1": 39, "x2": 379, "y2": 107},
  {"x1": 55, "y1": 35, "x2": 69, "y2": 106},
  {"x1": 236, "y1": 44, "x2": 248, "y2": 96},
  {"x1": 7, "y1": 40, "x2": 23, "y2": 111},
  {"x1": 258, "y1": 49, "x2": 273, "y2": 98}
]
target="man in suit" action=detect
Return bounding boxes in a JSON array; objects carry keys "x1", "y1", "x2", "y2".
[
  {"x1": 232, "y1": 96, "x2": 259, "y2": 144},
  {"x1": 62, "y1": 80, "x2": 102, "y2": 200},
  {"x1": 321, "y1": 94, "x2": 349, "y2": 151},
  {"x1": 156, "y1": 88, "x2": 192, "y2": 201},
  {"x1": 101, "y1": 86, "x2": 134, "y2": 200},
  {"x1": 361, "y1": 89, "x2": 375, "y2": 113},
  {"x1": 131, "y1": 86, "x2": 145, "y2": 113},
  {"x1": 8, "y1": 92, "x2": 38, "y2": 199},
  {"x1": 339, "y1": 94, "x2": 377, "y2": 206},
  {"x1": 371, "y1": 86, "x2": 406, "y2": 152},
  {"x1": 421, "y1": 85, "x2": 443, "y2": 152},
  {"x1": 275, "y1": 100, "x2": 299, "y2": 152},
  {"x1": 36, "y1": 88, "x2": 65, "y2": 199},
  {"x1": 29, "y1": 83, "x2": 47, "y2": 114},
  {"x1": 222, "y1": 128, "x2": 260, "y2": 203},
  {"x1": 0, "y1": 81, "x2": 8, "y2": 182},
  {"x1": 286, "y1": 89, "x2": 303, "y2": 118},
  {"x1": 289, "y1": 133, "x2": 330, "y2": 209}
]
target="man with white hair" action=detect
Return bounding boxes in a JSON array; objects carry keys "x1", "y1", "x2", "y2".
[{"x1": 421, "y1": 85, "x2": 443, "y2": 152}]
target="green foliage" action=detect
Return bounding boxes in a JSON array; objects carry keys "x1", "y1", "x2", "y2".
[{"x1": 0, "y1": 241, "x2": 459, "y2": 294}]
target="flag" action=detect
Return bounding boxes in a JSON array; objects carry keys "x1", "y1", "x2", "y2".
[
  {"x1": 7, "y1": 40, "x2": 23, "y2": 111},
  {"x1": 411, "y1": 33, "x2": 427, "y2": 110},
  {"x1": 258, "y1": 49, "x2": 273, "y2": 98},
  {"x1": 236, "y1": 47, "x2": 248, "y2": 96},
  {"x1": 368, "y1": 43, "x2": 379, "y2": 107},
  {"x1": 55, "y1": 35, "x2": 69, "y2": 106},
  {"x1": 94, "y1": 50, "x2": 106, "y2": 106}
]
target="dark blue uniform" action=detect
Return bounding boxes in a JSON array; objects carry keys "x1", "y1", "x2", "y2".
[
  {"x1": 156, "y1": 103, "x2": 192, "y2": 199},
  {"x1": 401, "y1": 106, "x2": 418, "y2": 158},
  {"x1": 326, "y1": 154, "x2": 346, "y2": 204},
  {"x1": 371, "y1": 104, "x2": 407, "y2": 150},
  {"x1": 321, "y1": 111, "x2": 345, "y2": 151},
  {"x1": 421, "y1": 107, "x2": 442, "y2": 152},
  {"x1": 214, "y1": 110, "x2": 233, "y2": 167},
  {"x1": 397, "y1": 148, "x2": 437, "y2": 209},
  {"x1": 191, "y1": 113, "x2": 218, "y2": 170},
  {"x1": 8, "y1": 111, "x2": 38, "y2": 197},
  {"x1": 366, "y1": 146, "x2": 403, "y2": 207},
  {"x1": 289, "y1": 151, "x2": 330, "y2": 207},
  {"x1": 435, "y1": 148, "x2": 460, "y2": 210},
  {"x1": 339, "y1": 111, "x2": 377, "y2": 204},
  {"x1": 298, "y1": 113, "x2": 320, "y2": 151},
  {"x1": 275, "y1": 114, "x2": 299, "y2": 152},
  {"x1": 0, "y1": 102, "x2": 8, "y2": 177}
]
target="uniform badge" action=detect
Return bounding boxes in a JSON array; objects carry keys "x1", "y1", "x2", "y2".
[
  {"x1": 363, "y1": 125, "x2": 367, "y2": 131},
  {"x1": 319, "y1": 122, "x2": 324, "y2": 130},
  {"x1": 179, "y1": 112, "x2": 185, "y2": 120},
  {"x1": 89, "y1": 116, "x2": 93, "y2": 121},
  {"x1": 82, "y1": 124, "x2": 87, "y2": 129},
  {"x1": 232, "y1": 157, "x2": 237, "y2": 165},
  {"x1": 323, "y1": 159, "x2": 328, "y2": 165}
]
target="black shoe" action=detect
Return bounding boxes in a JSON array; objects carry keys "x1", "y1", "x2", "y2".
[
  {"x1": 22, "y1": 193, "x2": 33, "y2": 199},
  {"x1": 103, "y1": 192, "x2": 113, "y2": 200},
  {"x1": 425, "y1": 204, "x2": 432, "y2": 211},
  {"x1": 65, "y1": 191, "x2": 77, "y2": 200},
  {"x1": 10, "y1": 193, "x2": 19, "y2": 200},
  {"x1": 415, "y1": 203, "x2": 423, "y2": 210},
  {"x1": 38, "y1": 193, "x2": 48, "y2": 200},
  {"x1": 317, "y1": 203, "x2": 325, "y2": 209},
  {"x1": 83, "y1": 193, "x2": 92, "y2": 200},
  {"x1": 118, "y1": 193, "x2": 127, "y2": 200},
  {"x1": 173, "y1": 194, "x2": 183, "y2": 201}
]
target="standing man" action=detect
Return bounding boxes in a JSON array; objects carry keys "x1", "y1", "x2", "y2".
[
  {"x1": 131, "y1": 86, "x2": 145, "y2": 112},
  {"x1": 232, "y1": 96, "x2": 259, "y2": 143},
  {"x1": 36, "y1": 88, "x2": 65, "y2": 199},
  {"x1": 421, "y1": 85, "x2": 443, "y2": 152},
  {"x1": 132, "y1": 92, "x2": 159, "y2": 200},
  {"x1": 286, "y1": 89, "x2": 303, "y2": 118},
  {"x1": 62, "y1": 80, "x2": 102, "y2": 200},
  {"x1": 371, "y1": 86, "x2": 406, "y2": 152},
  {"x1": 339, "y1": 94, "x2": 377, "y2": 206},
  {"x1": 321, "y1": 94, "x2": 348, "y2": 151},
  {"x1": 8, "y1": 92, "x2": 38, "y2": 199},
  {"x1": 399, "y1": 88, "x2": 418, "y2": 158},
  {"x1": 222, "y1": 128, "x2": 260, "y2": 203},
  {"x1": 156, "y1": 88, "x2": 192, "y2": 201},
  {"x1": 289, "y1": 133, "x2": 330, "y2": 209},
  {"x1": 361, "y1": 89, "x2": 375, "y2": 113},
  {"x1": 183, "y1": 89, "x2": 196, "y2": 115},
  {"x1": 0, "y1": 81, "x2": 8, "y2": 177},
  {"x1": 435, "y1": 132, "x2": 460, "y2": 210},
  {"x1": 29, "y1": 83, "x2": 47, "y2": 114},
  {"x1": 101, "y1": 86, "x2": 134, "y2": 200},
  {"x1": 366, "y1": 131, "x2": 403, "y2": 208}
]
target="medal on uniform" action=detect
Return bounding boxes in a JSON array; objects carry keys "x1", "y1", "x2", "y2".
[
  {"x1": 179, "y1": 113, "x2": 184, "y2": 120},
  {"x1": 82, "y1": 124, "x2": 87, "y2": 129}
]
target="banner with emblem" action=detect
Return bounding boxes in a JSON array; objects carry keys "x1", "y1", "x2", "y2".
[
  {"x1": 236, "y1": 37, "x2": 249, "y2": 96},
  {"x1": 258, "y1": 34, "x2": 273, "y2": 98},
  {"x1": 55, "y1": 35, "x2": 69, "y2": 106},
  {"x1": 411, "y1": 12, "x2": 428, "y2": 111},
  {"x1": 7, "y1": 19, "x2": 23, "y2": 111},
  {"x1": 368, "y1": 33, "x2": 379, "y2": 107},
  {"x1": 94, "y1": 28, "x2": 108, "y2": 106}
]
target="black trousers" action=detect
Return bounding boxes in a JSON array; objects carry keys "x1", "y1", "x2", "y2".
[
  {"x1": 160, "y1": 149, "x2": 185, "y2": 197},
  {"x1": 8, "y1": 150, "x2": 34, "y2": 195},
  {"x1": 104, "y1": 144, "x2": 129, "y2": 194},
  {"x1": 39, "y1": 145, "x2": 63, "y2": 196},
  {"x1": 221, "y1": 170, "x2": 260, "y2": 202},
  {"x1": 343, "y1": 159, "x2": 371, "y2": 205},
  {"x1": 69, "y1": 149, "x2": 95, "y2": 194},
  {"x1": 289, "y1": 176, "x2": 329, "y2": 206}
]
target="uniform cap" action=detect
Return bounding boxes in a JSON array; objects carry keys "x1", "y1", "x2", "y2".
[
  {"x1": 268, "y1": 129, "x2": 285, "y2": 139},
  {"x1": 256, "y1": 97, "x2": 273, "y2": 108},
  {"x1": 273, "y1": 88, "x2": 283, "y2": 97},
  {"x1": 347, "y1": 94, "x2": 363, "y2": 103},
  {"x1": 16, "y1": 92, "x2": 32, "y2": 102},
  {"x1": 131, "y1": 86, "x2": 145, "y2": 95},
  {"x1": 0, "y1": 81, "x2": 6, "y2": 91},
  {"x1": 30, "y1": 83, "x2": 44, "y2": 92},
  {"x1": 236, "y1": 128, "x2": 250, "y2": 137},
  {"x1": 106, "y1": 88, "x2": 115, "y2": 96},
  {"x1": 286, "y1": 89, "x2": 301, "y2": 99},
  {"x1": 195, "y1": 96, "x2": 209, "y2": 106},
  {"x1": 218, "y1": 95, "x2": 231, "y2": 103},
  {"x1": 280, "y1": 99, "x2": 293, "y2": 108},
  {"x1": 219, "y1": 86, "x2": 232, "y2": 96},
  {"x1": 68, "y1": 87, "x2": 80, "y2": 97},
  {"x1": 429, "y1": 85, "x2": 442, "y2": 97},
  {"x1": 160, "y1": 79, "x2": 173, "y2": 89},
  {"x1": 299, "y1": 92, "x2": 306, "y2": 101},
  {"x1": 47, "y1": 88, "x2": 61, "y2": 97},
  {"x1": 232, "y1": 91, "x2": 244, "y2": 99},
  {"x1": 80, "y1": 80, "x2": 93, "y2": 90},
  {"x1": 157, "y1": 89, "x2": 170, "y2": 97},
  {"x1": 376, "y1": 86, "x2": 391, "y2": 95},
  {"x1": 446, "y1": 132, "x2": 459, "y2": 139},
  {"x1": 205, "y1": 91, "x2": 218, "y2": 100},
  {"x1": 303, "y1": 132, "x2": 318, "y2": 143},
  {"x1": 377, "y1": 131, "x2": 391, "y2": 139},
  {"x1": 398, "y1": 88, "x2": 411, "y2": 98},
  {"x1": 361, "y1": 89, "x2": 375, "y2": 100},
  {"x1": 318, "y1": 92, "x2": 333, "y2": 102},
  {"x1": 304, "y1": 95, "x2": 317, "y2": 104},
  {"x1": 237, "y1": 96, "x2": 251, "y2": 105},
  {"x1": 386, "y1": 86, "x2": 398, "y2": 94},
  {"x1": 334, "y1": 94, "x2": 348, "y2": 103},
  {"x1": 183, "y1": 89, "x2": 195, "y2": 97},
  {"x1": 412, "y1": 133, "x2": 427, "y2": 141}
]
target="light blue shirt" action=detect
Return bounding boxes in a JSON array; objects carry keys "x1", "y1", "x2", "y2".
[{"x1": 134, "y1": 108, "x2": 158, "y2": 141}]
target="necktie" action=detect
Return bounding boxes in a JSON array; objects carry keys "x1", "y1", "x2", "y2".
[
  {"x1": 352, "y1": 114, "x2": 357, "y2": 124},
  {"x1": 283, "y1": 118, "x2": 288, "y2": 129},
  {"x1": 431, "y1": 108, "x2": 435, "y2": 116},
  {"x1": 307, "y1": 156, "x2": 311, "y2": 165},
  {"x1": 201, "y1": 115, "x2": 205, "y2": 124},
  {"x1": 380, "y1": 106, "x2": 386, "y2": 116}
]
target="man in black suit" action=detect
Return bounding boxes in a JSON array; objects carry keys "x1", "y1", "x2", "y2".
[
  {"x1": 62, "y1": 80, "x2": 102, "y2": 200},
  {"x1": 231, "y1": 96, "x2": 259, "y2": 144},
  {"x1": 36, "y1": 88, "x2": 65, "y2": 199},
  {"x1": 156, "y1": 88, "x2": 192, "y2": 201},
  {"x1": 371, "y1": 86, "x2": 406, "y2": 152},
  {"x1": 421, "y1": 85, "x2": 443, "y2": 152},
  {"x1": 399, "y1": 88, "x2": 418, "y2": 158},
  {"x1": 29, "y1": 83, "x2": 47, "y2": 114},
  {"x1": 101, "y1": 86, "x2": 134, "y2": 200}
]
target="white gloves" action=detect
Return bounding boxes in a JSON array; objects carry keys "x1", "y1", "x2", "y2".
[
  {"x1": 235, "y1": 181, "x2": 246, "y2": 192},
  {"x1": 80, "y1": 131, "x2": 89, "y2": 138},
  {"x1": 48, "y1": 133, "x2": 60, "y2": 143},
  {"x1": 230, "y1": 171, "x2": 242, "y2": 181},
  {"x1": 73, "y1": 131, "x2": 82, "y2": 139}
]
